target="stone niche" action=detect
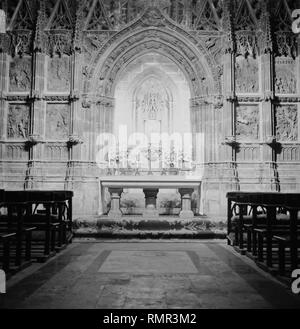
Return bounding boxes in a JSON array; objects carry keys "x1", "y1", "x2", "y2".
[
  {"x1": 45, "y1": 103, "x2": 70, "y2": 140},
  {"x1": 47, "y1": 55, "x2": 71, "y2": 92},
  {"x1": 7, "y1": 104, "x2": 30, "y2": 139},
  {"x1": 275, "y1": 57, "x2": 297, "y2": 95},
  {"x1": 235, "y1": 104, "x2": 260, "y2": 141},
  {"x1": 275, "y1": 105, "x2": 298, "y2": 142},
  {"x1": 235, "y1": 55, "x2": 259, "y2": 93},
  {"x1": 9, "y1": 56, "x2": 32, "y2": 92}
]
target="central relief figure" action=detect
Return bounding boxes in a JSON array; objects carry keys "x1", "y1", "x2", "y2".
[
  {"x1": 135, "y1": 77, "x2": 172, "y2": 138},
  {"x1": 133, "y1": 77, "x2": 172, "y2": 170}
]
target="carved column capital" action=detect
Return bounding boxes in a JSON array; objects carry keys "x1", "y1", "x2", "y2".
[
  {"x1": 27, "y1": 134, "x2": 44, "y2": 146},
  {"x1": 225, "y1": 92, "x2": 237, "y2": 102},
  {"x1": 30, "y1": 90, "x2": 43, "y2": 101},
  {"x1": 69, "y1": 90, "x2": 81, "y2": 102},
  {"x1": 261, "y1": 91, "x2": 275, "y2": 102},
  {"x1": 68, "y1": 135, "x2": 83, "y2": 146}
]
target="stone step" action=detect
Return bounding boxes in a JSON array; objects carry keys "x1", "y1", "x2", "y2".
[{"x1": 73, "y1": 216, "x2": 227, "y2": 239}]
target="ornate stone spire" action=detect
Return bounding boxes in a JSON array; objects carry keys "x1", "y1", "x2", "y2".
[
  {"x1": 222, "y1": 0, "x2": 235, "y2": 54},
  {"x1": 259, "y1": 0, "x2": 273, "y2": 54},
  {"x1": 73, "y1": 1, "x2": 85, "y2": 53},
  {"x1": 34, "y1": 0, "x2": 46, "y2": 52}
]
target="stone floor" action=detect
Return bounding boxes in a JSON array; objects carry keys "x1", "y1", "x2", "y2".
[{"x1": 1, "y1": 240, "x2": 300, "y2": 309}]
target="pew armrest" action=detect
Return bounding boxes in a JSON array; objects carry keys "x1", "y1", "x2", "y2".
[{"x1": 0, "y1": 232, "x2": 16, "y2": 239}]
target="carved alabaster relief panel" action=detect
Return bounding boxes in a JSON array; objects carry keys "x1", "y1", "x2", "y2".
[
  {"x1": 7, "y1": 104, "x2": 30, "y2": 140},
  {"x1": 275, "y1": 105, "x2": 298, "y2": 142},
  {"x1": 46, "y1": 104, "x2": 70, "y2": 140},
  {"x1": 9, "y1": 56, "x2": 32, "y2": 92},
  {"x1": 275, "y1": 57, "x2": 297, "y2": 94},
  {"x1": 47, "y1": 56, "x2": 71, "y2": 92},
  {"x1": 235, "y1": 104, "x2": 260, "y2": 141},
  {"x1": 235, "y1": 55, "x2": 259, "y2": 93}
]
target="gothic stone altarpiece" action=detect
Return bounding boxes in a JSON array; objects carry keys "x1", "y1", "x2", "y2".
[{"x1": 0, "y1": 0, "x2": 299, "y2": 226}]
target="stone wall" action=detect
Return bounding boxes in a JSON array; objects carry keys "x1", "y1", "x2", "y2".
[{"x1": 0, "y1": 0, "x2": 299, "y2": 221}]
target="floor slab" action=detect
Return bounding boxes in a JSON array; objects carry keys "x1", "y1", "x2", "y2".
[{"x1": 1, "y1": 241, "x2": 300, "y2": 309}]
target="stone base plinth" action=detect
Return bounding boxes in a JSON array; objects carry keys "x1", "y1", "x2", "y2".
[
  {"x1": 142, "y1": 209, "x2": 160, "y2": 218},
  {"x1": 179, "y1": 210, "x2": 194, "y2": 219}
]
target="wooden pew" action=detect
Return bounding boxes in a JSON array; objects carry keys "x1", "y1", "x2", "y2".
[
  {"x1": 26, "y1": 190, "x2": 73, "y2": 253},
  {"x1": 0, "y1": 232, "x2": 16, "y2": 272},
  {"x1": 227, "y1": 192, "x2": 269, "y2": 250},
  {"x1": 0, "y1": 190, "x2": 36, "y2": 272},
  {"x1": 226, "y1": 192, "x2": 300, "y2": 277},
  {"x1": 1, "y1": 190, "x2": 73, "y2": 263}
]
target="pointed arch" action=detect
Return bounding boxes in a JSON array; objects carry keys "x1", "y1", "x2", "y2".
[{"x1": 84, "y1": 7, "x2": 219, "y2": 97}]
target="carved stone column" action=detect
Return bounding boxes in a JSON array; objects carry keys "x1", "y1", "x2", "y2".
[
  {"x1": 108, "y1": 188, "x2": 123, "y2": 218},
  {"x1": 143, "y1": 188, "x2": 159, "y2": 218},
  {"x1": 0, "y1": 35, "x2": 8, "y2": 173},
  {"x1": 179, "y1": 188, "x2": 194, "y2": 219},
  {"x1": 24, "y1": 1, "x2": 47, "y2": 189},
  {"x1": 65, "y1": 5, "x2": 85, "y2": 189},
  {"x1": 221, "y1": 0, "x2": 239, "y2": 190},
  {"x1": 0, "y1": 37, "x2": 8, "y2": 140},
  {"x1": 259, "y1": 2, "x2": 279, "y2": 191}
]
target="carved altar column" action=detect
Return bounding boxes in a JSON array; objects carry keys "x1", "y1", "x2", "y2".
[
  {"x1": 179, "y1": 188, "x2": 194, "y2": 219},
  {"x1": 108, "y1": 188, "x2": 123, "y2": 218},
  {"x1": 143, "y1": 188, "x2": 159, "y2": 218}
]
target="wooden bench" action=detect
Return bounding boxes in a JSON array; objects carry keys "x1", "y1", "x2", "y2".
[
  {"x1": 0, "y1": 190, "x2": 73, "y2": 263},
  {"x1": 227, "y1": 192, "x2": 300, "y2": 277},
  {"x1": 0, "y1": 190, "x2": 36, "y2": 272}
]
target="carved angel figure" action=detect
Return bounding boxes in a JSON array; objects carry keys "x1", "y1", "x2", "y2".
[
  {"x1": 235, "y1": 56, "x2": 259, "y2": 93},
  {"x1": 9, "y1": 58, "x2": 31, "y2": 91},
  {"x1": 236, "y1": 106, "x2": 259, "y2": 140},
  {"x1": 48, "y1": 57, "x2": 70, "y2": 91},
  {"x1": 46, "y1": 105, "x2": 70, "y2": 139},
  {"x1": 7, "y1": 105, "x2": 29, "y2": 139},
  {"x1": 276, "y1": 106, "x2": 298, "y2": 141},
  {"x1": 275, "y1": 69, "x2": 296, "y2": 94},
  {"x1": 137, "y1": 78, "x2": 167, "y2": 120}
]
